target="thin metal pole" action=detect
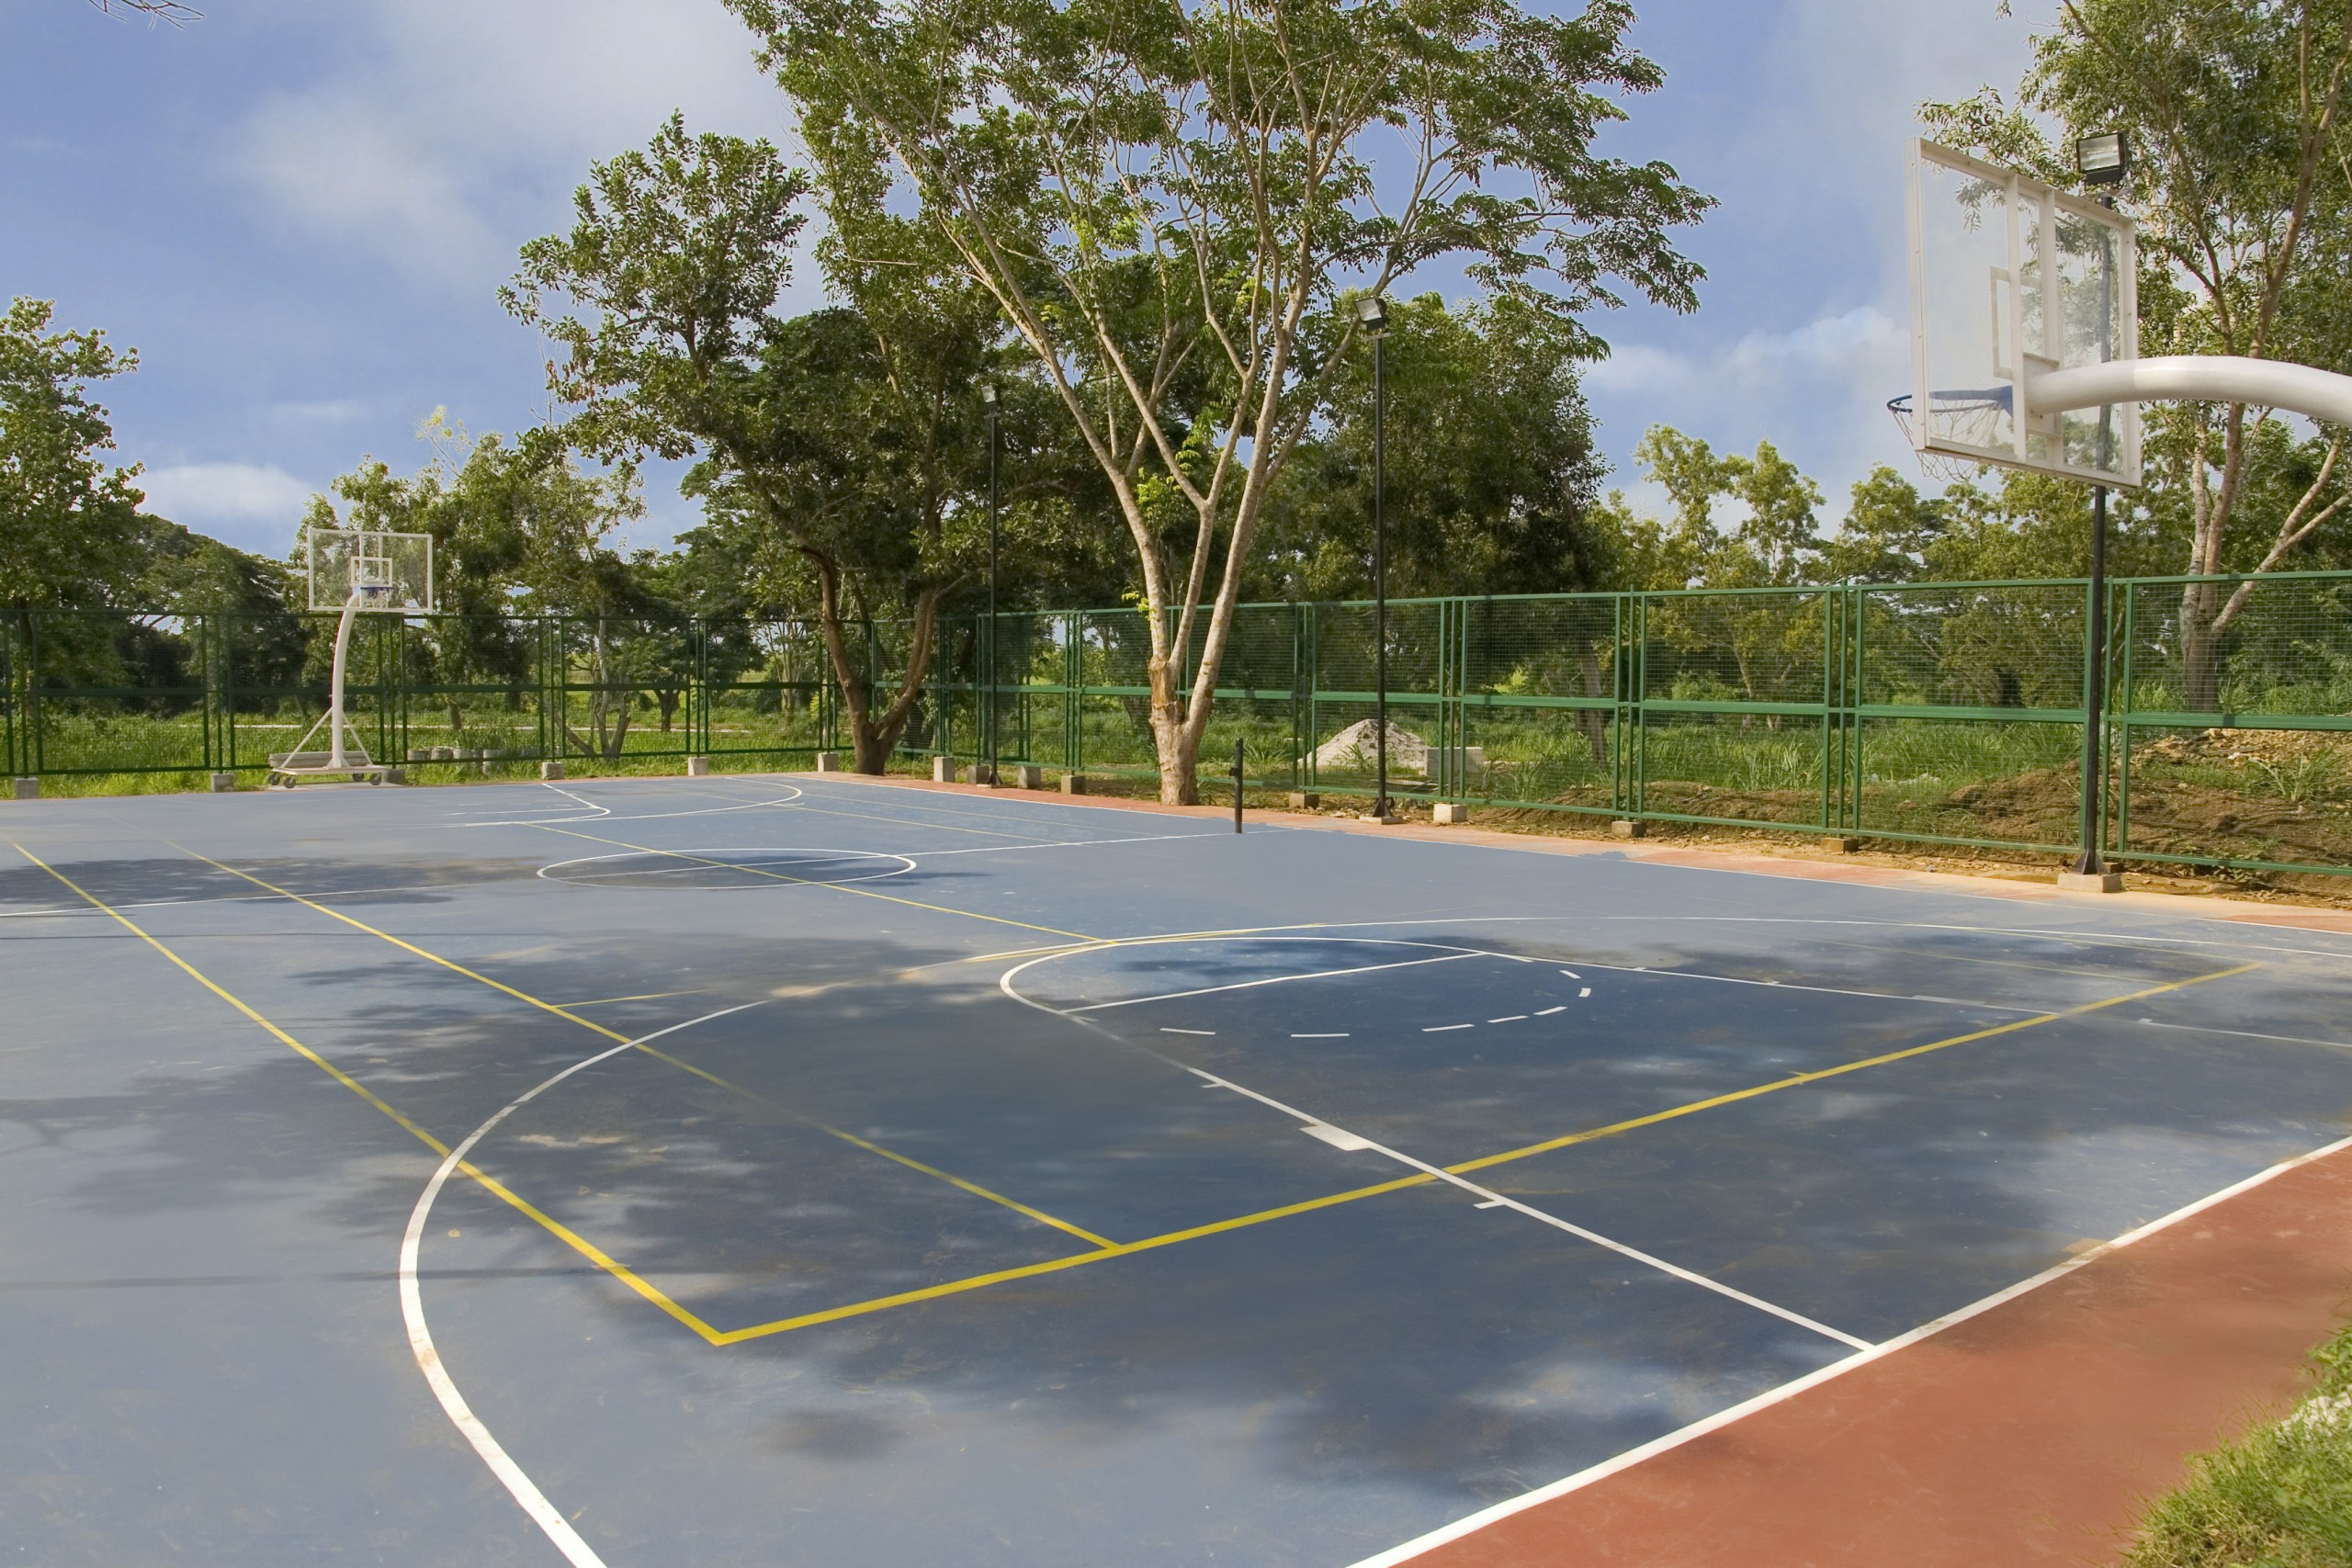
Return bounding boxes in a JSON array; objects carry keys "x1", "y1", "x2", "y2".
[
  {"x1": 2075, "y1": 200, "x2": 2118, "y2": 878},
  {"x1": 987, "y1": 404, "x2": 999, "y2": 784},
  {"x1": 1233, "y1": 735, "x2": 1244, "y2": 833},
  {"x1": 1372, "y1": 330, "x2": 1388, "y2": 819},
  {"x1": 2075, "y1": 483, "x2": 2110, "y2": 875}
]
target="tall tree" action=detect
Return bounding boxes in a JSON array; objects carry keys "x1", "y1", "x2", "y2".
[
  {"x1": 1925, "y1": 0, "x2": 2352, "y2": 708},
  {"x1": 735, "y1": 0, "x2": 1711, "y2": 799},
  {"x1": 1250, "y1": 294, "x2": 1608, "y2": 601},
  {"x1": 506, "y1": 116, "x2": 997, "y2": 773},
  {"x1": 0, "y1": 298, "x2": 148, "y2": 619}
]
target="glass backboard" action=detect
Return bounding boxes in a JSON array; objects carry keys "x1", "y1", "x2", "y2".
[
  {"x1": 307, "y1": 528, "x2": 435, "y2": 614},
  {"x1": 1904, "y1": 139, "x2": 2141, "y2": 487}
]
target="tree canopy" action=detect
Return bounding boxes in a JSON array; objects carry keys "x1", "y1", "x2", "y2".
[{"x1": 731, "y1": 0, "x2": 1711, "y2": 798}]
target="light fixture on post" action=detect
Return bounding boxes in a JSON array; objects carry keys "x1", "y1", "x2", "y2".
[
  {"x1": 978, "y1": 380, "x2": 1001, "y2": 786},
  {"x1": 2072, "y1": 131, "x2": 2129, "y2": 884},
  {"x1": 1355, "y1": 294, "x2": 1391, "y2": 820}
]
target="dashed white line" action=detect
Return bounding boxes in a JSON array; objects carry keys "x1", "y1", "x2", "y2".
[
  {"x1": 1423, "y1": 1023, "x2": 1474, "y2": 1033},
  {"x1": 1160, "y1": 1027, "x2": 1216, "y2": 1036},
  {"x1": 1535, "y1": 1006, "x2": 1567, "y2": 1017},
  {"x1": 1488, "y1": 1015, "x2": 1528, "y2": 1024},
  {"x1": 1578, "y1": 987, "x2": 1591, "y2": 998},
  {"x1": 1291, "y1": 1032, "x2": 1351, "y2": 1039}
]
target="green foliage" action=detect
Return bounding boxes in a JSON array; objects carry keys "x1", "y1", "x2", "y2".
[
  {"x1": 0, "y1": 298, "x2": 147, "y2": 614},
  {"x1": 732, "y1": 0, "x2": 1712, "y2": 797},
  {"x1": 508, "y1": 114, "x2": 1011, "y2": 770},
  {"x1": 1250, "y1": 294, "x2": 1608, "y2": 601}
]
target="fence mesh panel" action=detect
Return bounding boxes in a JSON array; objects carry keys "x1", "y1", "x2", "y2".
[{"x1": 12, "y1": 575, "x2": 2352, "y2": 876}]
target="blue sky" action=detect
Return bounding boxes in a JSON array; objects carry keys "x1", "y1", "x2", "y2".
[{"x1": 1, "y1": 0, "x2": 2056, "y2": 559}]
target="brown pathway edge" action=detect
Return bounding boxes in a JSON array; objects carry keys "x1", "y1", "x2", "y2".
[{"x1": 832, "y1": 773, "x2": 2352, "y2": 1566}]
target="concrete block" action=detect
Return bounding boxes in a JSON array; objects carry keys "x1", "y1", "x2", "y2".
[
  {"x1": 814, "y1": 751, "x2": 841, "y2": 773},
  {"x1": 685, "y1": 756, "x2": 711, "y2": 777},
  {"x1": 407, "y1": 748, "x2": 432, "y2": 762},
  {"x1": 209, "y1": 773, "x2": 236, "y2": 794},
  {"x1": 932, "y1": 756, "x2": 956, "y2": 783},
  {"x1": 1360, "y1": 809, "x2": 1399, "y2": 824},
  {"x1": 11, "y1": 777, "x2": 37, "y2": 801},
  {"x1": 2057, "y1": 869, "x2": 2125, "y2": 894},
  {"x1": 434, "y1": 747, "x2": 456, "y2": 761},
  {"x1": 1287, "y1": 791, "x2": 1319, "y2": 809},
  {"x1": 1610, "y1": 819, "x2": 1645, "y2": 839},
  {"x1": 1432, "y1": 802, "x2": 1468, "y2": 825},
  {"x1": 1835, "y1": 836, "x2": 1862, "y2": 853},
  {"x1": 1060, "y1": 773, "x2": 1088, "y2": 795},
  {"x1": 384, "y1": 767, "x2": 406, "y2": 785},
  {"x1": 541, "y1": 761, "x2": 567, "y2": 781},
  {"x1": 1013, "y1": 763, "x2": 1043, "y2": 790}
]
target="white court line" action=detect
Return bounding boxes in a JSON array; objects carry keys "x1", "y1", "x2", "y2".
[
  {"x1": 400, "y1": 1002, "x2": 761, "y2": 1568},
  {"x1": 909, "y1": 829, "x2": 1232, "y2": 857},
  {"x1": 465, "y1": 789, "x2": 806, "y2": 829},
  {"x1": 1572, "y1": 961, "x2": 2051, "y2": 1015},
  {"x1": 2138, "y1": 1019, "x2": 2352, "y2": 1053},
  {"x1": 1064, "y1": 949, "x2": 1489, "y2": 1013},
  {"x1": 1346, "y1": 1127, "x2": 2352, "y2": 1568},
  {"x1": 1189, "y1": 1067, "x2": 1872, "y2": 1352}
]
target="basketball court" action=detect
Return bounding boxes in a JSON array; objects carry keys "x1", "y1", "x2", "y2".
[{"x1": 6, "y1": 773, "x2": 2352, "y2": 1564}]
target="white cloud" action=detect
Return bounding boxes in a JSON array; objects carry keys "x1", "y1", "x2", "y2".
[
  {"x1": 1584, "y1": 0, "x2": 2065, "y2": 516},
  {"x1": 139, "y1": 462, "x2": 317, "y2": 552},
  {"x1": 230, "y1": 0, "x2": 795, "y2": 289}
]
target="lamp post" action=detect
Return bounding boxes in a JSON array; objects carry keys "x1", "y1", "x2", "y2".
[
  {"x1": 2074, "y1": 131, "x2": 2128, "y2": 881},
  {"x1": 979, "y1": 380, "x2": 1001, "y2": 784},
  {"x1": 1356, "y1": 293, "x2": 1390, "y2": 819}
]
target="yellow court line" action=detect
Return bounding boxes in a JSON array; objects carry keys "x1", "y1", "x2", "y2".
[
  {"x1": 9, "y1": 842, "x2": 731, "y2": 1345},
  {"x1": 163, "y1": 840, "x2": 1114, "y2": 1248},
  {"x1": 525, "y1": 824, "x2": 1101, "y2": 943},
  {"x1": 170, "y1": 841, "x2": 635, "y2": 1043},
  {"x1": 558, "y1": 990, "x2": 708, "y2": 1008},
  {"x1": 634, "y1": 1043, "x2": 1116, "y2": 1250},
  {"x1": 710, "y1": 958, "x2": 2261, "y2": 1343},
  {"x1": 1446, "y1": 960, "x2": 2262, "y2": 1174},
  {"x1": 711, "y1": 1172, "x2": 1433, "y2": 1342}
]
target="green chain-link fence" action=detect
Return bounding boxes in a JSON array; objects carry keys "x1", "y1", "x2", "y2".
[{"x1": 7, "y1": 572, "x2": 2350, "y2": 877}]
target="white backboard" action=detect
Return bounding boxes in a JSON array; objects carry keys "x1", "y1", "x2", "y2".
[
  {"x1": 307, "y1": 528, "x2": 435, "y2": 614},
  {"x1": 1905, "y1": 139, "x2": 2141, "y2": 487}
]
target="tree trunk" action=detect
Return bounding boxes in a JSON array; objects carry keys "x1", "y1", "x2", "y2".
[
  {"x1": 802, "y1": 548, "x2": 948, "y2": 776},
  {"x1": 1576, "y1": 645, "x2": 1609, "y2": 767},
  {"x1": 2178, "y1": 578, "x2": 2223, "y2": 713}
]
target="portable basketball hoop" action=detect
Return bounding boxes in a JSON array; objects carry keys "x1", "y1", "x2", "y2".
[{"x1": 270, "y1": 528, "x2": 433, "y2": 785}]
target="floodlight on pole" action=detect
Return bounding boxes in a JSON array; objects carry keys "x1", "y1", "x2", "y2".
[
  {"x1": 980, "y1": 382, "x2": 1001, "y2": 785},
  {"x1": 2075, "y1": 131, "x2": 2129, "y2": 186},
  {"x1": 1356, "y1": 295, "x2": 1392, "y2": 820}
]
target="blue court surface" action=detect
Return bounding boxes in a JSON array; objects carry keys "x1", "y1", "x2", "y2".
[{"x1": 6, "y1": 774, "x2": 2352, "y2": 1566}]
